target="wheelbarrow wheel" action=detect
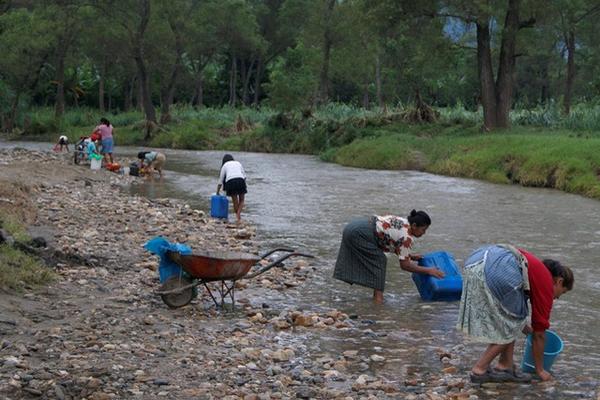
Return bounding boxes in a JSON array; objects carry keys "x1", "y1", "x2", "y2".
[{"x1": 160, "y1": 276, "x2": 194, "y2": 309}]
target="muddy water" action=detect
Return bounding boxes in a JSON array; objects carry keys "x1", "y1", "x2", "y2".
[{"x1": 3, "y1": 142, "x2": 600, "y2": 398}]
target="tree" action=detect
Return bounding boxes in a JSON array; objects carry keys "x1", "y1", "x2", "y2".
[
  {"x1": 442, "y1": 0, "x2": 536, "y2": 129},
  {"x1": 0, "y1": 8, "x2": 54, "y2": 131},
  {"x1": 552, "y1": 0, "x2": 600, "y2": 115},
  {"x1": 37, "y1": 0, "x2": 88, "y2": 117},
  {"x1": 94, "y1": 0, "x2": 157, "y2": 135}
]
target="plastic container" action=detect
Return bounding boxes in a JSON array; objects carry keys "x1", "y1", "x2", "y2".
[
  {"x1": 144, "y1": 236, "x2": 192, "y2": 284},
  {"x1": 129, "y1": 163, "x2": 140, "y2": 176},
  {"x1": 210, "y1": 194, "x2": 229, "y2": 219},
  {"x1": 90, "y1": 156, "x2": 102, "y2": 170},
  {"x1": 521, "y1": 330, "x2": 563, "y2": 373},
  {"x1": 412, "y1": 251, "x2": 463, "y2": 301}
]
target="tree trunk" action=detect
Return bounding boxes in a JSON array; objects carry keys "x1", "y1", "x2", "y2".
[
  {"x1": 124, "y1": 75, "x2": 135, "y2": 111},
  {"x1": 159, "y1": 60, "x2": 180, "y2": 124},
  {"x1": 253, "y1": 57, "x2": 263, "y2": 106},
  {"x1": 563, "y1": 29, "x2": 575, "y2": 115},
  {"x1": 192, "y1": 73, "x2": 204, "y2": 108},
  {"x1": 494, "y1": 0, "x2": 520, "y2": 128},
  {"x1": 132, "y1": 0, "x2": 155, "y2": 137},
  {"x1": 240, "y1": 58, "x2": 247, "y2": 105},
  {"x1": 7, "y1": 92, "x2": 21, "y2": 133},
  {"x1": 375, "y1": 54, "x2": 383, "y2": 108},
  {"x1": 317, "y1": 0, "x2": 336, "y2": 105},
  {"x1": 137, "y1": 75, "x2": 144, "y2": 111},
  {"x1": 98, "y1": 60, "x2": 105, "y2": 112},
  {"x1": 160, "y1": 17, "x2": 184, "y2": 124},
  {"x1": 134, "y1": 46, "x2": 157, "y2": 136},
  {"x1": 362, "y1": 83, "x2": 369, "y2": 109},
  {"x1": 476, "y1": 20, "x2": 497, "y2": 130},
  {"x1": 229, "y1": 54, "x2": 238, "y2": 107},
  {"x1": 242, "y1": 58, "x2": 255, "y2": 106},
  {"x1": 54, "y1": 52, "x2": 66, "y2": 118}
]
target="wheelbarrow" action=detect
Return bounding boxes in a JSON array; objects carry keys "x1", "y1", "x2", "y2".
[{"x1": 155, "y1": 248, "x2": 314, "y2": 309}]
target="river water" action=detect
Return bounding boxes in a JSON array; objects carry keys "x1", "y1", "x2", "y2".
[{"x1": 3, "y1": 142, "x2": 600, "y2": 398}]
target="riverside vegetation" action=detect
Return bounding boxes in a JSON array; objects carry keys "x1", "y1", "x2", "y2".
[{"x1": 9, "y1": 103, "x2": 600, "y2": 200}]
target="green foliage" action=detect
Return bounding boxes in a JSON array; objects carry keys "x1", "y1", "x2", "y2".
[{"x1": 265, "y1": 45, "x2": 320, "y2": 110}]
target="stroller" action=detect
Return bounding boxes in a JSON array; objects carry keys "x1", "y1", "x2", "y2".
[
  {"x1": 73, "y1": 136, "x2": 88, "y2": 165},
  {"x1": 73, "y1": 132, "x2": 101, "y2": 165}
]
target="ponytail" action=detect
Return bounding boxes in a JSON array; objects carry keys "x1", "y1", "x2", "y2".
[{"x1": 407, "y1": 209, "x2": 431, "y2": 227}]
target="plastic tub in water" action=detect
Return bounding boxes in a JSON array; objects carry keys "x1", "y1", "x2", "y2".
[{"x1": 521, "y1": 330, "x2": 564, "y2": 373}]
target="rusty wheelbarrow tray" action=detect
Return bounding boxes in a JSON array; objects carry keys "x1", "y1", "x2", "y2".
[{"x1": 155, "y1": 248, "x2": 314, "y2": 309}]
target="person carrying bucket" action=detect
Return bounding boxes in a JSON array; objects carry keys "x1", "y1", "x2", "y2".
[
  {"x1": 216, "y1": 154, "x2": 247, "y2": 223},
  {"x1": 456, "y1": 244, "x2": 574, "y2": 383}
]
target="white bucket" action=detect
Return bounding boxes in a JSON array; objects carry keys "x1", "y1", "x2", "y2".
[{"x1": 90, "y1": 157, "x2": 102, "y2": 170}]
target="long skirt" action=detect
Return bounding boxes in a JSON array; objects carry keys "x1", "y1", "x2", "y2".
[
  {"x1": 333, "y1": 217, "x2": 387, "y2": 291},
  {"x1": 456, "y1": 245, "x2": 528, "y2": 344}
]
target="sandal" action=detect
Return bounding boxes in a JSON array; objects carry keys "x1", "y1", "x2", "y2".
[
  {"x1": 492, "y1": 365, "x2": 532, "y2": 383},
  {"x1": 469, "y1": 370, "x2": 511, "y2": 384}
]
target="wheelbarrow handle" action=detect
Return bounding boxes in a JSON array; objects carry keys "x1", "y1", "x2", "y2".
[
  {"x1": 259, "y1": 247, "x2": 295, "y2": 260},
  {"x1": 244, "y1": 252, "x2": 315, "y2": 279}
]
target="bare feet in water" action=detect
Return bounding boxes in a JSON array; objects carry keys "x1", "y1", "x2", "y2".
[{"x1": 373, "y1": 289, "x2": 384, "y2": 304}]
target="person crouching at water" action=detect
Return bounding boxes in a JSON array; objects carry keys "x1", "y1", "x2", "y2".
[
  {"x1": 216, "y1": 154, "x2": 247, "y2": 223},
  {"x1": 138, "y1": 151, "x2": 166, "y2": 178},
  {"x1": 333, "y1": 210, "x2": 444, "y2": 304},
  {"x1": 457, "y1": 244, "x2": 574, "y2": 383},
  {"x1": 54, "y1": 135, "x2": 69, "y2": 152}
]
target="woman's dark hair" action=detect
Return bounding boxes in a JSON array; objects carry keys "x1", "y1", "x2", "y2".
[
  {"x1": 138, "y1": 151, "x2": 148, "y2": 160},
  {"x1": 407, "y1": 209, "x2": 431, "y2": 227},
  {"x1": 100, "y1": 117, "x2": 110, "y2": 126},
  {"x1": 542, "y1": 259, "x2": 574, "y2": 290},
  {"x1": 222, "y1": 154, "x2": 234, "y2": 166}
]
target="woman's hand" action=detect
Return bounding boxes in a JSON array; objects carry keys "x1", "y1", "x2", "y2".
[
  {"x1": 522, "y1": 324, "x2": 533, "y2": 335},
  {"x1": 409, "y1": 253, "x2": 423, "y2": 261},
  {"x1": 429, "y1": 268, "x2": 445, "y2": 279}
]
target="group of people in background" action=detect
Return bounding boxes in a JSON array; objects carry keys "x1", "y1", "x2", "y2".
[
  {"x1": 56, "y1": 117, "x2": 166, "y2": 179},
  {"x1": 333, "y1": 210, "x2": 574, "y2": 384}
]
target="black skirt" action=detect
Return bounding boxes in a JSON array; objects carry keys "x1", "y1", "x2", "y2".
[{"x1": 224, "y1": 177, "x2": 247, "y2": 196}]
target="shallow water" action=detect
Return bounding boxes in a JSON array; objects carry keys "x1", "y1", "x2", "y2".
[{"x1": 3, "y1": 141, "x2": 600, "y2": 398}]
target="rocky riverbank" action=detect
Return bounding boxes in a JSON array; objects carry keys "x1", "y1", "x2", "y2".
[{"x1": 0, "y1": 148, "x2": 504, "y2": 399}]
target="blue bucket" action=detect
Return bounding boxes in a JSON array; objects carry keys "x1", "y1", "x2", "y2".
[
  {"x1": 521, "y1": 330, "x2": 564, "y2": 373},
  {"x1": 210, "y1": 195, "x2": 229, "y2": 219}
]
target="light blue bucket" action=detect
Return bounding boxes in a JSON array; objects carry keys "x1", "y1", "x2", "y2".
[{"x1": 521, "y1": 330, "x2": 564, "y2": 373}]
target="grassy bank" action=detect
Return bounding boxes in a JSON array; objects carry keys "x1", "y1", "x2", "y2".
[
  {"x1": 0, "y1": 212, "x2": 55, "y2": 292},
  {"x1": 9, "y1": 104, "x2": 600, "y2": 200},
  {"x1": 0, "y1": 183, "x2": 55, "y2": 291}
]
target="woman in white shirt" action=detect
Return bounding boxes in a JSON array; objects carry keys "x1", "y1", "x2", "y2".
[{"x1": 216, "y1": 154, "x2": 247, "y2": 222}]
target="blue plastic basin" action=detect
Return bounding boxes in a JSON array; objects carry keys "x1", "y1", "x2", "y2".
[{"x1": 521, "y1": 330, "x2": 564, "y2": 373}]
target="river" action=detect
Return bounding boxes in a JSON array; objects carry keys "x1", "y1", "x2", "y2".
[{"x1": 3, "y1": 141, "x2": 599, "y2": 399}]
